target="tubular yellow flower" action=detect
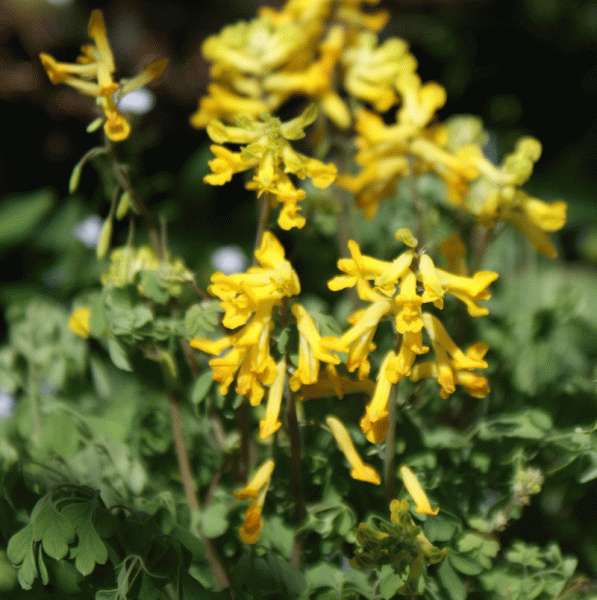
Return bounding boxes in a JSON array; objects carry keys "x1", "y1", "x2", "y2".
[
  {"x1": 39, "y1": 10, "x2": 167, "y2": 142},
  {"x1": 289, "y1": 304, "x2": 340, "y2": 391},
  {"x1": 234, "y1": 459, "x2": 275, "y2": 545},
  {"x1": 234, "y1": 458, "x2": 275, "y2": 500},
  {"x1": 409, "y1": 313, "x2": 489, "y2": 399},
  {"x1": 400, "y1": 465, "x2": 439, "y2": 516},
  {"x1": 326, "y1": 415, "x2": 380, "y2": 484},
  {"x1": 359, "y1": 350, "x2": 398, "y2": 443},
  {"x1": 68, "y1": 307, "x2": 91, "y2": 339},
  {"x1": 259, "y1": 360, "x2": 286, "y2": 440}
]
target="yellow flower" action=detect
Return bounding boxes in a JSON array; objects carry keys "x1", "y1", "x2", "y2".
[
  {"x1": 359, "y1": 350, "x2": 397, "y2": 443},
  {"x1": 289, "y1": 304, "x2": 340, "y2": 391},
  {"x1": 259, "y1": 360, "x2": 286, "y2": 439},
  {"x1": 234, "y1": 458, "x2": 275, "y2": 500},
  {"x1": 264, "y1": 26, "x2": 351, "y2": 128},
  {"x1": 326, "y1": 415, "x2": 380, "y2": 484},
  {"x1": 203, "y1": 106, "x2": 337, "y2": 229},
  {"x1": 191, "y1": 231, "x2": 299, "y2": 405},
  {"x1": 296, "y1": 365, "x2": 376, "y2": 401},
  {"x1": 234, "y1": 459, "x2": 275, "y2": 544},
  {"x1": 342, "y1": 32, "x2": 413, "y2": 112},
  {"x1": 409, "y1": 313, "x2": 489, "y2": 399},
  {"x1": 399, "y1": 465, "x2": 439, "y2": 516},
  {"x1": 68, "y1": 307, "x2": 91, "y2": 339},
  {"x1": 40, "y1": 10, "x2": 167, "y2": 142}
]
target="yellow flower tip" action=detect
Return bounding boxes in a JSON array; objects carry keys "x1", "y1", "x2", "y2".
[
  {"x1": 233, "y1": 458, "x2": 275, "y2": 500},
  {"x1": 395, "y1": 228, "x2": 418, "y2": 248},
  {"x1": 239, "y1": 514, "x2": 263, "y2": 544},
  {"x1": 360, "y1": 410, "x2": 388, "y2": 444},
  {"x1": 39, "y1": 53, "x2": 67, "y2": 83},
  {"x1": 399, "y1": 465, "x2": 439, "y2": 516},
  {"x1": 68, "y1": 307, "x2": 91, "y2": 339},
  {"x1": 350, "y1": 463, "x2": 381, "y2": 485},
  {"x1": 88, "y1": 9, "x2": 107, "y2": 37}
]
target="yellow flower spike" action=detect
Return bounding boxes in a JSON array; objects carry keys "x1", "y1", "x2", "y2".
[
  {"x1": 234, "y1": 459, "x2": 275, "y2": 501},
  {"x1": 40, "y1": 10, "x2": 166, "y2": 142},
  {"x1": 203, "y1": 109, "x2": 335, "y2": 229},
  {"x1": 399, "y1": 465, "x2": 439, "y2": 516},
  {"x1": 259, "y1": 360, "x2": 286, "y2": 440},
  {"x1": 289, "y1": 304, "x2": 340, "y2": 391},
  {"x1": 326, "y1": 416, "x2": 381, "y2": 485},
  {"x1": 68, "y1": 307, "x2": 91, "y2": 339}
]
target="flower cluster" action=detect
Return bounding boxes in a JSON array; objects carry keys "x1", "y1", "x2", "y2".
[
  {"x1": 203, "y1": 105, "x2": 337, "y2": 229},
  {"x1": 321, "y1": 229, "x2": 497, "y2": 443},
  {"x1": 39, "y1": 10, "x2": 167, "y2": 141},
  {"x1": 190, "y1": 0, "x2": 389, "y2": 129},
  {"x1": 190, "y1": 232, "x2": 299, "y2": 411}
]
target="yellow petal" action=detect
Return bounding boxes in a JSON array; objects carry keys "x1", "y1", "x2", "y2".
[
  {"x1": 400, "y1": 465, "x2": 439, "y2": 515},
  {"x1": 234, "y1": 458, "x2": 275, "y2": 500},
  {"x1": 326, "y1": 415, "x2": 380, "y2": 485}
]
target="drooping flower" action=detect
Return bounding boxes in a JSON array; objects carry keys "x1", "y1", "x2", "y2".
[
  {"x1": 289, "y1": 304, "x2": 340, "y2": 391},
  {"x1": 203, "y1": 106, "x2": 337, "y2": 229},
  {"x1": 234, "y1": 459, "x2": 275, "y2": 544},
  {"x1": 40, "y1": 10, "x2": 167, "y2": 142},
  {"x1": 191, "y1": 231, "x2": 299, "y2": 406},
  {"x1": 326, "y1": 415, "x2": 380, "y2": 484},
  {"x1": 259, "y1": 359, "x2": 286, "y2": 440},
  {"x1": 409, "y1": 313, "x2": 489, "y2": 399},
  {"x1": 399, "y1": 465, "x2": 439, "y2": 516}
]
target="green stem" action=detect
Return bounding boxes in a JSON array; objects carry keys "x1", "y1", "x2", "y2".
[
  {"x1": 254, "y1": 191, "x2": 271, "y2": 257},
  {"x1": 384, "y1": 383, "x2": 398, "y2": 504},
  {"x1": 167, "y1": 392, "x2": 230, "y2": 590},
  {"x1": 287, "y1": 392, "x2": 305, "y2": 567},
  {"x1": 27, "y1": 359, "x2": 41, "y2": 447}
]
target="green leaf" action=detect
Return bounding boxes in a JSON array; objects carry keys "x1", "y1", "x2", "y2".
[
  {"x1": 457, "y1": 532, "x2": 484, "y2": 553},
  {"x1": 185, "y1": 302, "x2": 219, "y2": 339},
  {"x1": 379, "y1": 565, "x2": 406, "y2": 600},
  {"x1": 31, "y1": 494, "x2": 76, "y2": 561},
  {"x1": 449, "y1": 552, "x2": 485, "y2": 575},
  {"x1": 6, "y1": 523, "x2": 38, "y2": 590},
  {"x1": 108, "y1": 338, "x2": 133, "y2": 372},
  {"x1": 138, "y1": 270, "x2": 170, "y2": 304},
  {"x1": 0, "y1": 188, "x2": 55, "y2": 248},
  {"x1": 191, "y1": 371, "x2": 213, "y2": 405},
  {"x1": 437, "y1": 558, "x2": 466, "y2": 600},
  {"x1": 199, "y1": 503, "x2": 228, "y2": 539},
  {"x1": 61, "y1": 499, "x2": 109, "y2": 576}
]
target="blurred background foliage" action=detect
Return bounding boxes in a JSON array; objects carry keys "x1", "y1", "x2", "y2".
[{"x1": 1, "y1": 0, "x2": 597, "y2": 596}]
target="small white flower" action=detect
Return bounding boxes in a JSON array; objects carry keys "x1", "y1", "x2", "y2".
[
  {"x1": 74, "y1": 215, "x2": 103, "y2": 248},
  {"x1": 211, "y1": 245, "x2": 247, "y2": 274},
  {"x1": 117, "y1": 88, "x2": 156, "y2": 115}
]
